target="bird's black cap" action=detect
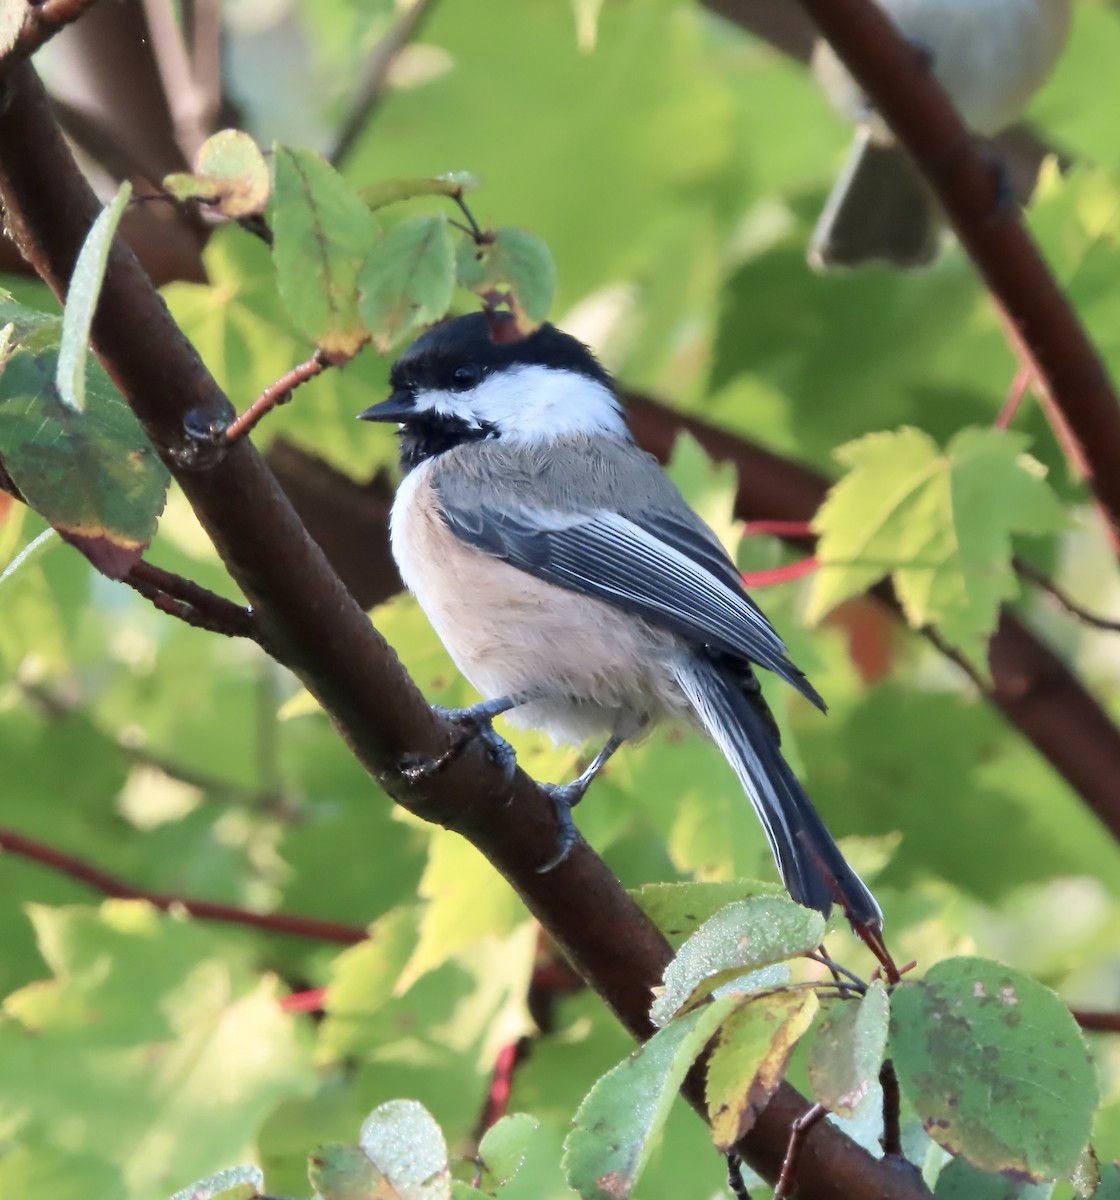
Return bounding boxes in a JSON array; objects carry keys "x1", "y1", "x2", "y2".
[{"x1": 388, "y1": 311, "x2": 613, "y2": 395}]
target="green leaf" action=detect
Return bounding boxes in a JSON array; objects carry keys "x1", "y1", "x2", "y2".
[
  {"x1": 0, "y1": 296, "x2": 169, "y2": 577},
  {"x1": 650, "y1": 897, "x2": 825, "y2": 1027},
  {"x1": 633, "y1": 880, "x2": 784, "y2": 944},
  {"x1": 58, "y1": 181, "x2": 131, "y2": 414},
  {"x1": 890, "y1": 957, "x2": 1097, "y2": 1181},
  {"x1": 705, "y1": 989, "x2": 821, "y2": 1150},
  {"x1": 0, "y1": 1146, "x2": 124, "y2": 1200},
  {"x1": 1095, "y1": 1163, "x2": 1120, "y2": 1199},
  {"x1": 308, "y1": 1143, "x2": 381, "y2": 1200},
  {"x1": 358, "y1": 214, "x2": 456, "y2": 350},
  {"x1": 563, "y1": 994, "x2": 741, "y2": 1200},
  {"x1": 807, "y1": 981, "x2": 889, "y2": 1117},
  {"x1": 477, "y1": 1113, "x2": 541, "y2": 1190},
  {"x1": 932, "y1": 1157, "x2": 1053, "y2": 1199},
  {"x1": 163, "y1": 130, "x2": 271, "y2": 219},
  {"x1": 809, "y1": 427, "x2": 1066, "y2": 664},
  {"x1": 271, "y1": 145, "x2": 379, "y2": 357},
  {"x1": 358, "y1": 1100, "x2": 450, "y2": 1200},
  {"x1": 456, "y1": 228, "x2": 556, "y2": 330},
  {"x1": 358, "y1": 172, "x2": 481, "y2": 211},
  {"x1": 396, "y1": 831, "x2": 525, "y2": 994},
  {"x1": 169, "y1": 1165, "x2": 264, "y2": 1200}
]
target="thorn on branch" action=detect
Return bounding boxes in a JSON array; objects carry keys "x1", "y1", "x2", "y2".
[{"x1": 125, "y1": 559, "x2": 261, "y2": 641}]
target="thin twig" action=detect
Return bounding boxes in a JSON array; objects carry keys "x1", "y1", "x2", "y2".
[
  {"x1": 773, "y1": 1103, "x2": 827, "y2": 1199},
  {"x1": 477, "y1": 1040, "x2": 528, "y2": 1136},
  {"x1": 995, "y1": 361, "x2": 1035, "y2": 430},
  {"x1": 0, "y1": 825, "x2": 369, "y2": 944},
  {"x1": 139, "y1": 0, "x2": 210, "y2": 160},
  {"x1": 328, "y1": 0, "x2": 442, "y2": 168},
  {"x1": 1071, "y1": 1009, "x2": 1120, "y2": 1034},
  {"x1": 879, "y1": 1060, "x2": 903, "y2": 1156},
  {"x1": 726, "y1": 1152, "x2": 753, "y2": 1200},
  {"x1": 125, "y1": 560, "x2": 260, "y2": 641},
  {"x1": 225, "y1": 351, "x2": 331, "y2": 443},
  {"x1": 1014, "y1": 558, "x2": 1120, "y2": 634},
  {"x1": 741, "y1": 557, "x2": 819, "y2": 588},
  {"x1": 742, "y1": 519, "x2": 815, "y2": 540},
  {"x1": 280, "y1": 987, "x2": 329, "y2": 1014},
  {"x1": 187, "y1": 0, "x2": 224, "y2": 135},
  {"x1": 806, "y1": 949, "x2": 868, "y2": 994}
]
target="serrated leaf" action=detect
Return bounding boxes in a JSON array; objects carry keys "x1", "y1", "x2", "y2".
[
  {"x1": 359, "y1": 172, "x2": 481, "y2": 211},
  {"x1": 633, "y1": 880, "x2": 784, "y2": 943},
  {"x1": 456, "y1": 228, "x2": 556, "y2": 330},
  {"x1": 563, "y1": 994, "x2": 741, "y2": 1200},
  {"x1": 169, "y1": 1165, "x2": 264, "y2": 1200},
  {"x1": 705, "y1": 989, "x2": 821, "y2": 1150},
  {"x1": 0, "y1": 2, "x2": 27, "y2": 56},
  {"x1": 308, "y1": 1143, "x2": 382, "y2": 1200},
  {"x1": 164, "y1": 129, "x2": 270, "y2": 219},
  {"x1": 271, "y1": 145, "x2": 379, "y2": 357},
  {"x1": 477, "y1": 1113, "x2": 541, "y2": 1189},
  {"x1": 0, "y1": 296, "x2": 169, "y2": 577},
  {"x1": 58, "y1": 180, "x2": 131, "y2": 413},
  {"x1": 807, "y1": 981, "x2": 889, "y2": 1117},
  {"x1": 891, "y1": 957, "x2": 1097, "y2": 1181},
  {"x1": 809, "y1": 427, "x2": 1066, "y2": 665},
  {"x1": 358, "y1": 1100, "x2": 449, "y2": 1200},
  {"x1": 932, "y1": 1157, "x2": 1053, "y2": 1199},
  {"x1": 358, "y1": 214, "x2": 455, "y2": 350},
  {"x1": 651, "y1": 896, "x2": 825, "y2": 1027}
]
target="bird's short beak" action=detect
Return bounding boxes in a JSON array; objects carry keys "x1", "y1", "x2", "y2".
[{"x1": 358, "y1": 390, "x2": 414, "y2": 422}]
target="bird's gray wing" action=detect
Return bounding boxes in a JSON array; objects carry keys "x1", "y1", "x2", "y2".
[{"x1": 435, "y1": 496, "x2": 825, "y2": 711}]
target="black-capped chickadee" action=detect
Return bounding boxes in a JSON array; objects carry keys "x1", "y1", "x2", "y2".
[
  {"x1": 360, "y1": 314, "x2": 881, "y2": 928},
  {"x1": 810, "y1": 0, "x2": 1071, "y2": 270}
]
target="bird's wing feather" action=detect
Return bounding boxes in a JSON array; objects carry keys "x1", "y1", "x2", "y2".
[{"x1": 435, "y1": 496, "x2": 825, "y2": 711}]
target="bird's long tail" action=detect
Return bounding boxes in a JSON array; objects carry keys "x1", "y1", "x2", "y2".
[
  {"x1": 808, "y1": 126, "x2": 941, "y2": 272},
  {"x1": 673, "y1": 654, "x2": 883, "y2": 929}
]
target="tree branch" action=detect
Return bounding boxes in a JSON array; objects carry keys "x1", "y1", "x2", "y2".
[
  {"x1": 328, "y1": 0, "x2": 441, "y2": 169},
  {"x1": 1014, "y1": 558, "x2": 1120, "y2": 634},
  {"x1": 781, "y1": 0, "x2": 1120, "y2": 556},
  {"x1": 124, "y1": 559, "x2": 261, "y2": 640},
  {"x1": 0, "y1": 824, "x2": 369, "y2": 944},
  {"x1": 14, "y1": 0, "x2": 104, "y2": 60},
  {"x1": 0, "y1": 60, "x2": 928, "y2": 1199}
]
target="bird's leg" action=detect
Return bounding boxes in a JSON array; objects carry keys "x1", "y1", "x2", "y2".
[
  {"x1": 401, "y1": 692, "x2": 541, "y2": 784},
  {"x1": 537, "y1": 734, "x2": 626, "y2": 873}
]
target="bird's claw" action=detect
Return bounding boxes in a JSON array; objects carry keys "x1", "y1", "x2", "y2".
[
  {"x1": 535, "y1": 781, "x2": 585, "y2": 873},
  {"x1": 400, "y1": 704, "x2": 518, "y2": 784}
]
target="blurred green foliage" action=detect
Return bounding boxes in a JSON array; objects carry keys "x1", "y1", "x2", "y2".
[{"x1": 2, "y1": 1, "x2": 1120, "y2": 1198}]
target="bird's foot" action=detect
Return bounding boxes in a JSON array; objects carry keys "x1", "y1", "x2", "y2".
[
  {"x1": 535, "y1": 780, "x2": 587, "y2": 873},
  {"x1": 400, "y1": 703, "x2": 518, "y2": 784}
]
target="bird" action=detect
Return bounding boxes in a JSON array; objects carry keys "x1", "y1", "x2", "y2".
[
  {"x1": 809, "y1": 0, "x2": 1072, "y2": 270},
  {"x1": 359, "y1": 312, "x2": 882, "y2": 929}
]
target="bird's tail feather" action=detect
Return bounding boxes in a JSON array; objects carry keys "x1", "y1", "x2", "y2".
[
  {"x1": 673, "y1": 655, "x2": 882, "y2": 929},
  {"x1": 808, "y1": 127, "x2": 941, "y2": 271}
]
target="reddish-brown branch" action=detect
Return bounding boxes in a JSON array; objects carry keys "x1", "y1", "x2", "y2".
[
  {"x1": 0, "y1": 825, "x2": 369, "y2": 943},
  {"x1": 225, "y1": 351, "x2": 331, "y2": 443},
  {"x1": 1071, "y1": 1009, "x2": 1120, "y2": 1034},
  {"x1": 478, "y1": 1040, "x2": 527, "y2": 1136},
  {"x1": 1014, "y1": 558, "x2": 1120, "y2": 634},
  {"x1": 742, "y1": 557, "x2": 819, "y2": 589},
  {"x1": 14, "y1": 0, "x2": 105, "y2": 59},
  {"x1": 280, "y1": 988, "x2": 330, "y2": 1013},
  {"x1": 786, "y1": 0, "x2": 1120, "y2": 555},
  {"x1": 125, "y1": 559, "x2": 261, "y2": 640}
]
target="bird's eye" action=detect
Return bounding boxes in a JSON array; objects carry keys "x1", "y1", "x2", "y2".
[{"x1": 451, "y1": 364, "x2": 483, "y2": 391}]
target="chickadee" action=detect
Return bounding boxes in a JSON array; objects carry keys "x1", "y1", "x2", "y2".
[
  {"x1": 809, "y1": 0, "x2": 1071, "y2": 270},
  {"x1": 360, "y1": 313, "x2": 881, "y2": 928}
]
